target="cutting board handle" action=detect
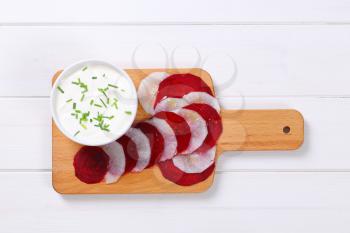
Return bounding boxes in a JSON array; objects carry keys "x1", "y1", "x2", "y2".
[{"x1": 217, "y1": 109, "x2": 304, "y2": 152}]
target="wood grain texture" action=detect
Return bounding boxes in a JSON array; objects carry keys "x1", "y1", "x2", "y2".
[
  {"x1": 218, "y1": 109, "x2": 304, "y2": 153},
  {"x1": 52, "y1": 68, "x2": 304, "y2": 194}
]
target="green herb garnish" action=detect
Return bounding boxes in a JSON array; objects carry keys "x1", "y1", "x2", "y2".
[
  {"x1": 73, "y1": 102, "x2": 76, "y2": 109},
  {"x1": 92, "y1": 76, "x2": 97, "y2": 79},
  {"x1": 66, "y1": 98, "x2": 72, "y2": 103},
  {"x1": 80, "y1": 123, "x2": 87, "y2": 129},
  {"x1": 57, "y1": 86, "x2": 64, "y2": 94},
  {"x1": 98, "y1": 87, "x2": 109, "y2": 100},
  {"x1": 90, "y1": 99, "x2": 94, "y2": 106},
  {"x1": 74, "y1": 130, "x2": 80, "y2": 137},
  {"x1": 80, "y1": 94, "x2": 85, "y2": 102},
  {"x1": 72, "y1": 78, "x2": 88, "y2": 93},
  {"x1": 112, "y1": 98, "x2": 118, "y2": 109},
  {"x1": 99, "y1": 98, "x2": 107, "y2": 108},
  {"x1": 103, "y1": 115, "x2": 114, "y2": 120},
  {"x1": 71, "y1": 112, "x2": 78, "y2": 119},
  {"x1": 94, "y1": 104, "x2": 102, "y2": 108},
  {"x1": 125, "y1": 111, "x2": 132, "y2": 115},
  {"x1": 93, "y1": 112, "x2": 110, "y2": 132},
  {"x1": 79, "y1": 111, "x2": 90, "y2": 124},
  {"x1": 82, "y1": 66, "x2": 88, "y2": 71},
  {"x1": 108, "y1": 84, "x2": 118, "y2": 89}
]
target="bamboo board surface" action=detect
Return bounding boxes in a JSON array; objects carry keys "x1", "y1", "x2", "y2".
[{"x1": 52, "y1": 68, "x2": 304, "y2": 194}]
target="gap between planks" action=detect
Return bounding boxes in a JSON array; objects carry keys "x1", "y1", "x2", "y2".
[{"x1": 2, "y1": 22, "x2": 350, "y2": 26}]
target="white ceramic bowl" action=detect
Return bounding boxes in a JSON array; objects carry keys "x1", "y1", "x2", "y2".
[{"x1": 50, "y1": 60, "x2": 138, "y2": 146}]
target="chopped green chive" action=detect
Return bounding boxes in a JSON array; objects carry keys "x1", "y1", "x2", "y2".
[
  {"x1": 92, "y1": 76, "x2": 97, "y2": 79},
  {"x1": 71, "y1": 113, "x2": 79, "y2": 120},
  {"x1": 72, "y1": 78, "x2": 88, "y2": 93},
  {"x1": 98, "y1": 87, "x2": 109, "y2": 100},
  {"x1": 74, "y1": 130, "x2": 80, "y2": 137},
  {"x1": 108, "y1": 84, "x2": 118, "y2": 89},
  {"x1": 73, "y1": 103, "x2": 76, "y2": 109},
  {"x1": 81, "y1": 84, "x2": 88, "y2": 93},
  {"x1": 107, "y1": 98, "x2": 110, "y2": 104},
  {"x1": 94, "y1": 104, "x2": 102, "y2": 108},
  {"x1": 80, "y1": 123, "x2": 87, "y2": 129},
  {"x1": 82, "y1": 66, "x2": 88, "y2": 71},
  {"x1": 57, "y1": 86, "x2": 64, "y2": 94},
  {"x1": 102, "y1": 73, "x2": 106, "y2": 77},
  {"x1": 103, "y1": 115, "x2": 114, "y2": 120},
  {"x1": 125, "y1": 111, "x2": 132, "y2": 115},
  {"x1": 80, "y1": 94, "x2": 85, "y2": 102},
  {"x1": 112, "y1": 98, "x2": 118, "y2": 109},
  {"x1": 99, "y1": 98, "x2": 107, "y2": 108},
  {"x1": 93, "y1": 112, "x2": 111, "y2": 132},
  {"x1": 66, "y1": 98, "x2": 72, "y2": 103},
  {"x1": 121, "y1": 89, "x2": 125, "y2": 92},
  {"x1": 75, "y1": 110, "x2": 81, "y2": 113},
  {"x1": 79, "y1": 111, "x2": 90, "y2": 124},
  {"x1": 90, "y1": 99, "x2": 94, "y2": 106}
]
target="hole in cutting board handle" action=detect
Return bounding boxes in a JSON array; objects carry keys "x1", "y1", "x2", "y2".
[{"x1": 283, "y1": 126, "x2": 291, "y2": 134}]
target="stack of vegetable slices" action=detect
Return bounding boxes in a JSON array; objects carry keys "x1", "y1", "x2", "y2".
[{"x1": 73, "y1": 72, "x2": 223, "y2": 186}]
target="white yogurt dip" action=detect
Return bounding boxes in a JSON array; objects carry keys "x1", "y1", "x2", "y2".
[{"x1": 51, "y1": 61, "x2": 137, "y2": 146}]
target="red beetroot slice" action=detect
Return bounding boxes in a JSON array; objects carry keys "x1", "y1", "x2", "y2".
[
  {"x1": 184, "y1": 103, "x2": 223, "y2": 153},
  {"x1": 117, "y1": 135, "x2": 139, "y2": 173},
  {"x1": 154, "y1": 73, "x2": 213, "y2": 109},
  {"x1": 158, "y1": 159, "x2": 215, "y2": 186},
  {"x1": 73, "y1": 146, "x2": 109, "y2": 184},
  {"x1": 135, "y1": 122, "x2": 164, "y2": 167},
  {"x1": 154, "y1": 111, "x2": 191, "y2": 154}
]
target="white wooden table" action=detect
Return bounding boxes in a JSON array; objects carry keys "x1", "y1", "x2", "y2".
[{"x1": 1, "y1": 0, "x2": 350, "y2": 232}]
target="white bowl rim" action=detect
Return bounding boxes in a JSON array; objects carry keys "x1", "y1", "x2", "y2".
[{"x1": 50, "y1": 59, "x2": 138, "y2": 146}]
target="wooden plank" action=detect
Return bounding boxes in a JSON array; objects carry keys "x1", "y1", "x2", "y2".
[
  {"x1": 0, "y1": 97, "x2": 348, "y2": 170},
  {"x1": 0, "y1": 98, "x2": 51, "y2": 169},
  {"x1": 1, "y1": 172, "x2": 350, "y2": 232},
  {"x1": 1, "y1": 26, "x2": 350, "y2": 96},
  {"x1": 0, "y1": 0, "x2": 350, "y2": 23}
]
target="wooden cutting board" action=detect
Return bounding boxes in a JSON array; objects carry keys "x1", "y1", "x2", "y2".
[{"x1": 52, "y1": 68, "x2": 304, "y2": 194}]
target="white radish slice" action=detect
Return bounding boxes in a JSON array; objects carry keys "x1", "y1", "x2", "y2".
[
  {"x1": 174, "y1": 108, "x2": 208, "y2": 154},
  {"x1": 183, "y1": 92, "x2": 221, "y2": 112},
  {"x1": 101, "y1": 141, "x2": 126, "y2": 184},
  {"x1": 147, "y1": 118, "x2": 177, "y2": 161},
  {"x1": 173, "y1": 147, "x2": 216, "y2": 173},
  {"x1": 126, "y1": 128, "x2": 151, "y2": 172},
  {"x1": 137, "y1": 72, "x2": 169, "y2": 114},
  {"x1": 154, "y1": 97, "x2": 187, "y2": 113}
]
